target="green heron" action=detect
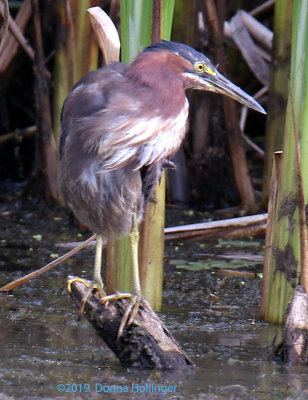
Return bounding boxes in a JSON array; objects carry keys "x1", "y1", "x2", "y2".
[{"x1": 60, "y1": 40, "x2": 265, "y2": 303}]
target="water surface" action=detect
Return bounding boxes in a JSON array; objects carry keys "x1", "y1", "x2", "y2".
[{"x1": 1, "y1": 196, "x2": 307, "y2": 399}]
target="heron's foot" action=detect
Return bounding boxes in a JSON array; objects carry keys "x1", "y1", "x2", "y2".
[
  {"x1": 100, "y1": 293, "x2": 141, "y2": 338},
  {"x1": 67, "y1": 276, "x2": 106, "y2": 315}
]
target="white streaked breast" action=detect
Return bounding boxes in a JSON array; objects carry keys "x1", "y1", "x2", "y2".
[{"x1": 100, "y1": 98, "x2": 189, "y2": 171}]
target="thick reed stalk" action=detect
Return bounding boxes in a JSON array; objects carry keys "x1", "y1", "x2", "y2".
[
  {"x1": 263, "y1": 1, "x2": 308, "y2": 323},
  {"x1": 262, "y1": 0, "x2": 293, "y2": 203}
]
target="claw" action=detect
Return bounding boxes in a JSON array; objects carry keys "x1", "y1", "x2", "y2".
[
  {"x1": 127, "y1": 296, "x2": 141, "y2": 326},
  {"x1": 67, "y1": 277, "x2": 91, "y2": 294},
  {"x1": 118, "y1": 295, "x2": 141, "y2": 339},
  {"x1": 68, "y1": 276, "x2": 106, "y2": 315},
  {"x1": 99, "y1": 293, "x2": 141, "y2": 339},
  {"x1": 100, "y1": 292, "x2": 133, "y2": 304}
]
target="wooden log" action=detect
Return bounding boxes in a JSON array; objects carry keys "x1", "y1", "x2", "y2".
[{"x1": 68, "y1": 278, "x2": 194, "y2": 370}]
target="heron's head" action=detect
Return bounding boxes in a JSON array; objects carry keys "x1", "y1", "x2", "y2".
[{"x1": 137, "y1": 40, "x2": 266, "y2": 114}]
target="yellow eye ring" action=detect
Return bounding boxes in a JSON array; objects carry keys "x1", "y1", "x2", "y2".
[{"x1": 195, "y1": 62, "x2": 205, "y2": 73}]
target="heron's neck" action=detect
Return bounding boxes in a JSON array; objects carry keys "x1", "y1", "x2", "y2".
[{"x1": 126, "y1": 52, "x2": 187, "y2": 118}]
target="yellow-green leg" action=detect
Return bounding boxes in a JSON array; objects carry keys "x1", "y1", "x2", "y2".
[
  {"x1": 102, "y1": 213, "x2": 142, "y2": 337},
  {"x1": 117, "y1": 213, "x2": 142, "y2": 336},
  {"x1": 129, "y1": 213, "x2": 141, "y2": 296},
  {"x1": 100, "y1": 212, "x2": 142, "y2": 302},
  {"x1": 92, "y1": 234, "x2": 105, "y2": 294},
  {"x1": 67, "y1": 234, "x2": 106, "y2": 313},
  {"x1": 67, "y1": 216, "x2": 141, "y2": 334}
]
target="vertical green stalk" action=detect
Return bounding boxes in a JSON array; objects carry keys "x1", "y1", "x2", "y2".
[
  {"x1": 262, "y1": 0, "x2": 293, "y2": 203},
  {"x1": 139, "y1": 175, "x2": 166, "y2": 307},
  {"x1": 114, "y1": 0, "x2": 174, "y2": 309},
  {"x1": 162, "y1": 0, "x2": 175, "y2": 40},
  {"x1": 120, "y1": 0, "x2": 152, "y2": 63},
  {"x1": 264, "y1": 0, "x2": 308, "y2": 323},
  {"x1": 120, "y1": 0, "x2": 175, "y2": 62}
]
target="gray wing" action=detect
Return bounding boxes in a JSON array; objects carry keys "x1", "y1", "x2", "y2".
[
  {"x1": 60, "y1": 62, "x2": 187, "y2": 173},
  {"x1": 59, "y1": 62, "x2": 129, "y2": 160}
]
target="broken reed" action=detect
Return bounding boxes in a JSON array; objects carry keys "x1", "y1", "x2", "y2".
[
  {"x1": 260, "y1": 151, "x2": 282, "y2": 320},
  {"x1": 262, "y1": 0, "x2": 308, "y2": 323}
]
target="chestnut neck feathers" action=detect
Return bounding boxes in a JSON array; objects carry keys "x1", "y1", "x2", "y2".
[{"x1": 126, "y1": 50, "x2": 189, "y2": 118}]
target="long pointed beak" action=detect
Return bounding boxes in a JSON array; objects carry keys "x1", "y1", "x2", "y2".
[{"x1": 197, "y1": 71, "x2": 266, "y2": 114}]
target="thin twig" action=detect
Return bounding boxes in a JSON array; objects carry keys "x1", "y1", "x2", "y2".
[
  {"x1": 0, "y1": 0, "x2": 32, "y2": 73},
  {"x1": 242, "y1": 134, "x2": 264, "y2": 158},
  {"x1": 0, "y1": 125, "x2": 36, "y2": 145},
  {"x1": 0, "y1": 0, "x2": 9, "y2": 54},
  {"x1": 0, "y1": 235, "x2": 96, "y2": 292},
  {"x1": 239, "y1": 85, "x2": 268, "y2": 157},
  {"x1": 0, "y1": 0, "x2": 34, "y2": 58},
  {"x1": 250, "y1": 0, "x2": 275, "y2": 17},
  {"x1": 240, "y1": 85, "x2": 268, "y2": 132}
]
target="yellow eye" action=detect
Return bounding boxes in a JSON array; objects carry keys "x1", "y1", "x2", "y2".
[
  {"x1": 195, "y1": 62, "x2": 205, "y2": 73},
  {"x1": 194, "y1": 61, "x2": 216, "y2": 76}
]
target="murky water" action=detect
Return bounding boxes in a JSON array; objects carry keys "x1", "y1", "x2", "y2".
[{"x1": 1, "y1": 187, "x2": 308, "y2": 399}]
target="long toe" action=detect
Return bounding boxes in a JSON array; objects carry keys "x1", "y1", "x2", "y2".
[
  {"x1": 118, "y1": 295, "x2": 141, "y2": 338},
  {"x1": 100, "y1": 293, "x2": 141, "y2": 338},
  {"x1": 68, "y1": 277, "x2": 106, "y2": 315}
]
